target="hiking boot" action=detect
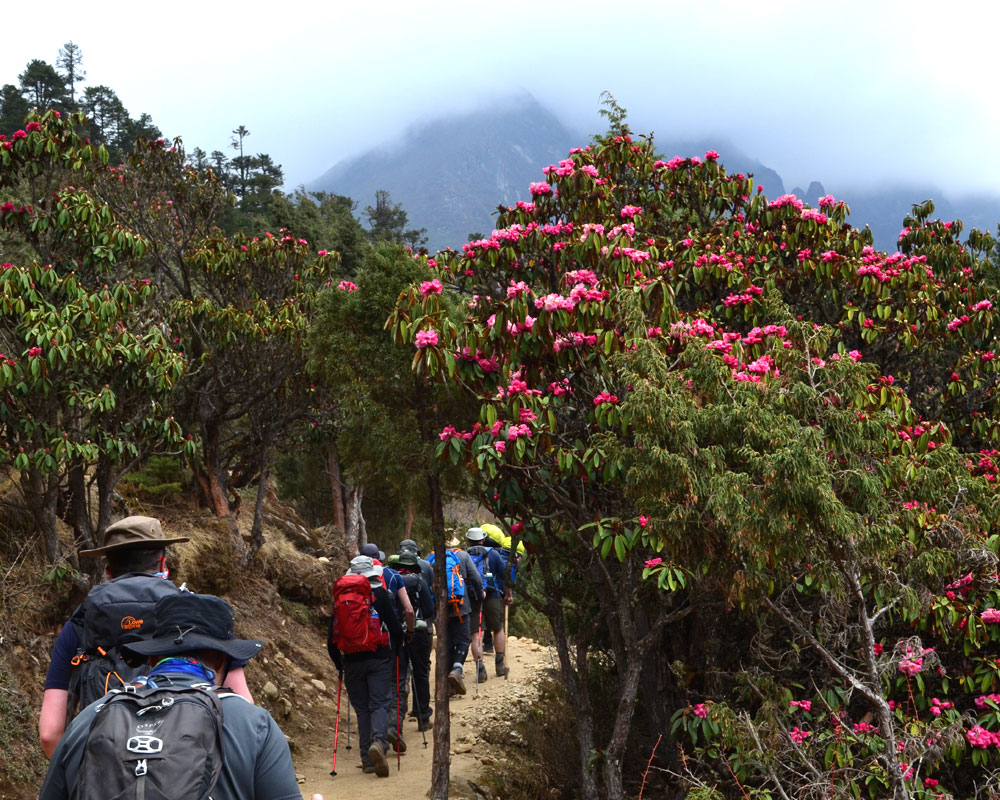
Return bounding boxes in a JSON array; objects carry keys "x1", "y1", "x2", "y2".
[
  {"x1": 388, "y1": 726, "x2": 407, "y2": 753},
  {"x1": 418, "y1": 715, "x2": 433, "y2": 732},
  {"x1": 496, "y1": 655, "x2": 509, "y2": 678},
  {"x1": 368, "y1": 741, "x2": 389, "y2": 777},
  {"x1": 477, "y1": 661, "x2": 488, "y2": 683},
  {"x1": 448, "y1": 668, "x2": 467, "y2": 695}
]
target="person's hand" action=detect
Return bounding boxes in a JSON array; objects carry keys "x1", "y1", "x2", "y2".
[
  {"x1": 312, "y1": 794, "x2": 324, "y2": 800},
  {"x1": 504, "y1": 592, "x2": 514, "y2": 607}
]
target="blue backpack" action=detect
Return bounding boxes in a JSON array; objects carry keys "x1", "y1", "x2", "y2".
[
  {"x1": 427, "y1": 549, "x2": 466, "y2": 615},
  {"x1": 467, "y1": 546, "x2": 497, "y2": 591}
]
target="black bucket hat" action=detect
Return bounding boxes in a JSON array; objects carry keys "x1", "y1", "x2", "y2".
[{"x1": 124, "y1": 593, "x2": 264, "y2": 661}]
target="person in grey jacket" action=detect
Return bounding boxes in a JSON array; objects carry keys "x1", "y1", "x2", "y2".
[
  {"x1": 39, "y1": 592, "x2": 310, "y2": 800},
  {"x1": 428, "y1": 541, "x2": 483, "y2": 695}
]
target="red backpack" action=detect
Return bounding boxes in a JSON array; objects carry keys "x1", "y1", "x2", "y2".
[{"x1": 331, "y1": 574, "x2": 389, "y2": 654}]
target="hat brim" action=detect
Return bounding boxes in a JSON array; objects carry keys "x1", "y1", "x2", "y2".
[
  {"x1": 124, "y1": 632, "x2": 264, "y2": 661},
  {"x1": 78, "y1": 535, "x2": 191, "y2": 557}
]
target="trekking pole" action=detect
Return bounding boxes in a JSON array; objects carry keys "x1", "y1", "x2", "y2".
[
  {"x1": 346, "y1": 698, "x2": 352, "y2": 754},
  {"x1": 330, "y1": 675, "x2": 342, "y2": 776},
  {"x1": 475, "y1": 606, "x2": 484, "y2": 696},
  {"x1": 410, "y1": 659, "x2": 427, "y2": 748},
  {"x1": 395, "y1": 655, "x2": 401, "y2": 771}
]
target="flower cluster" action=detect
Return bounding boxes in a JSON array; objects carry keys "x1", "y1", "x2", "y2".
[{"x1": 415, "y1": 330, "x2": 439, "y2": 349}]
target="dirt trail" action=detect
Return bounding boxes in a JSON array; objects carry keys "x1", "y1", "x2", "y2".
[{"x1": 295, "y1": 635, "x2": 555, "y2": 799}]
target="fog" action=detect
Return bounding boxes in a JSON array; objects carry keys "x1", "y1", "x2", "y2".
[{"x1": 3, "y1": 0, "x2": 997, "y2": 196}]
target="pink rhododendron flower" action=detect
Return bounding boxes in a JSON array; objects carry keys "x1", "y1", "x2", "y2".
[
  {"x1": 801, "y1": 208, "x2": 828, "y2": 224},
  {"x1": 972, "y1": 299, "x2": 993, "y2": 312},
  {"x1": 768, "y1": 194, "x2": 804, "y2": 211},
  {"x1": 593, "y1": 391, "x2": 619, "y2": 406},
  {"x1": 415, "y1": 330, "x2": 439, "y2": 348},
  {"x1": 691, "y1": 704, "x2": 708, "y2": 718},
  {"x1": 620, "y1": 205, "x2": 643, "y2": 218},
  {"x1": 818, "y1": 194, "x2": 836, "y2": 207},
  {"x1": 494, "y1": 441, "x2": 506, "y2": 453},
  {"x1": 420, "y1": 279, "x2": 443, "y2": 296},
  {"x1": 27, "y1": 347, "x2": 42, "y2": 357},
  {"x1": 528, "y1": 182, "x2": 552, "y2": 196},
  {"x1": 644, "y1": 557, "x2": 661, "y2": 568},
  {"x1": 638, "y1": 515, "x2": 649, "y2": 528},
  {"x1": 789, "y1": 700, "x2": 812, "y2": 712},
  {"x1": 789, "y1": 727, "x2": 811, "y2": 744},
  {"x1": 338, "y1": 280, "x2": 358, "y2": 292},
  {"x1": 981, "y1": 609, "x2": 1000, "y2": 624}
]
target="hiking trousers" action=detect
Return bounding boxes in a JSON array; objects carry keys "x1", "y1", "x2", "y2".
[
  {"x1": 344, "y1": 653, "x2": 392, "y2": 765},
  {"x1": 447, "y1": 613, "x2": 471, "y2": 668},
  {"x1": 406, "y1": 630, "x2": 432, "y2": 721}
]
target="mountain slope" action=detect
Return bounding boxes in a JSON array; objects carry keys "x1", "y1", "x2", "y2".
[{"x1": 310, "y1": 95, "x2": 577, "y2": 251}]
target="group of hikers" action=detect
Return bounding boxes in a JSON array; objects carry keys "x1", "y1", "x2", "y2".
[
  {"x1": 326, "y1": 524, "x2": 517, "y2": 776},
  {"x1": 34, "y1": 514, "x2": 520, "y2": 797}
]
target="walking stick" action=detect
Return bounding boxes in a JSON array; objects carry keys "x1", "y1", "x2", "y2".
[
  {"x1": 330, "y1": 675, "x2": 342, "y2": 776},
  {"x1": 475, "y1": 605, "x2": 484, "y2": 696},
  {"x1": 346, "y1": 697, "x2": 352, "y2": 754},
  {"x1": 410, "y1": 656, "x2": 427, "y2": 748},
  {"x1": 395, "y1": 655, "x2": 402, "y2": 771}
]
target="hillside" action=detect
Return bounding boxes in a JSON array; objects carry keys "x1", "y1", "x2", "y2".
[{"x1": 310, "y1": 94, "x2": 578, "y2": 251}]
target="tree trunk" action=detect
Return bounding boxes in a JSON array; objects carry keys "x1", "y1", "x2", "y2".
[
  {"x1": 428, "y1": 470, "x2": 451, "y2": 800},
  {"x1": 326, "y1": 442, "x2": 346, "y2": 531},
  {"x1": 542, "y1": 555, "x2": 600, "y2": 799},
  {"x1": 345, "y1": 485, "x2": 364, "y2": 557},
  {"x1": 22, "y1": 469, "x2": 61, "y2": 564},
  {"x1": 247, "y1": 448, "x2": 270, "y2": 560},
  {"x1": 94, "y1": 457, "x2": 116, "y2": 537},
  {"x1": 405, "y1": 499, "x2": 415, "y2": 537}
]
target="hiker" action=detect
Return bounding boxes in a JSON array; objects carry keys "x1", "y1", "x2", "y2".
[
  {"x1": 39, "y1": 591, "x2": 309, "y2": 800},
  {"x1": 399, "y1": 537, "x2": 435, "y2": 590},
  {"x1": 361, "y1": 542, "x2": 415, "y2": 754},
  {"x1": 466, "y1": 527, "x2": 515, "y2": 680},
  {"x1": 327, "y1": 555, "x2": 403, "y2": 777},
  {"x1": 38, "y1": 516, "x2": 253, "y2": 757},
  {"x1": 427, "y1": 538, "x2": 484, "y2": 695},
  {"x1": 361, "y1": 542, "x2": 417, "y2": 637},
  {"x1": 393, "y1": 551, "x2": 435, "y2": 732}
]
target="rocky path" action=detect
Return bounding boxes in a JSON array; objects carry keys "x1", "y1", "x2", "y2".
[{"x1": 295, "y1": 635, "x2": 556, "y2": 799}]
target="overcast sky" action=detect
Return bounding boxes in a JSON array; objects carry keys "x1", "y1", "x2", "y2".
[{"x1": 3, "y1": 0, "x2": 998, "y2": 197}]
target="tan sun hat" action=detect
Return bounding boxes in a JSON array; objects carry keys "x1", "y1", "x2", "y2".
[{"x1": 78, "y1": 515, "x2": 190, "y2": 557}]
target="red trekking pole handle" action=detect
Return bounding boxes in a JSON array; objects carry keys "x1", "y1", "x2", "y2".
[{"x1": 330, "y1": 674, "x2": 343, "y2": 776}]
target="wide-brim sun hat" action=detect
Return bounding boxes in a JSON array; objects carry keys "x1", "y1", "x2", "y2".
[
  {"x1": 347, "y1": 555, "x2": 384, "y2": 580},
  {"x1": 124, "y1": 593, "x2": 264, "y2": 661},
  {"x1": 466, "y1": 526, "x2": 486, "y2": 542},
  {"x1": 78, "y1": 516, "x2": 190, "y2": 557}
]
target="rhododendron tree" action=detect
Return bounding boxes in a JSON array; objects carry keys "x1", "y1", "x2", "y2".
[
  {"x1": 0, "y1": 111, "x2": 185, "y2": 564},
  {"x1": 392, "y1": 107, "x2": 1000, "y2": 799},
  {"x1": 0, "y1": 109, "x2": 336, "y2": 563}
]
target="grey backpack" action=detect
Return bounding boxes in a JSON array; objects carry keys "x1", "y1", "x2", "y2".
[{"x1": 72, "y1": 682, "x2": 224, "y2": 800}]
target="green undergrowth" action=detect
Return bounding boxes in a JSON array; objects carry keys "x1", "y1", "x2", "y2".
[{"x1": 480, "y1": 676, "x2": 581, "y2": 799}]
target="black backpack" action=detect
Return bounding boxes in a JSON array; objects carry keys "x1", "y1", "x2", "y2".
[
  {"x1": 72, "y1": 682, "x2": 224, "y2": 800},
  {"x1": 402, "y1": 573, "x2": 430, "y2": 622},
  {"x1": 68, "y1": 575, "x2": 181, "y2": 713}
]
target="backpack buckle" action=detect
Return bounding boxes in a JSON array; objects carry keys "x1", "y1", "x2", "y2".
[{"x1": 134, "y1": 759, "x2": 148, "y2": 777}]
